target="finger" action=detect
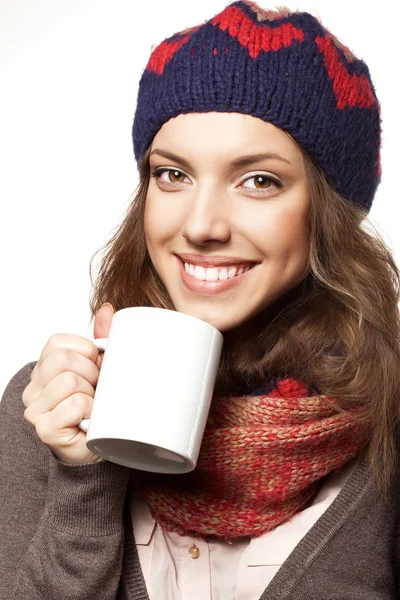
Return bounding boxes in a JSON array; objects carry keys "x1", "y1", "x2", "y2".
[
  {"x1": 23, "y1": 371, "x2": 94, "y2": 414},
  {"x1": 48, "y1": 392, "x2": 94, "y2": 431},
  {"x1": 30, "y1": 361, "x2": 40, "y2": 381},
  {"x1": 33, "y1": 393, "x2": 94, "y2": 444},
  {"x1": 29, "y1": 347, "x2": 100, "y2": 395},
  {"x1": 34, "y1": 334, "x2": 101, "y2": 375},
  {"x1": 95, "y1": 353, "x2": 103, "y2": 369},
  {"x1": 94, "y1": 303, "x2": 115, "y2": 339}
]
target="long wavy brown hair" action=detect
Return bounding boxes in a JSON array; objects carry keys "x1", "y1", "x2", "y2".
[{"x1": 88, "y1": 143, "x2": 400, "y2": 493}]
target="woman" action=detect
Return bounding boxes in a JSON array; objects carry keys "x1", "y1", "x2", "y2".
[{"x1": 1, "y1": 1, "x2": 400, "y2": 598}]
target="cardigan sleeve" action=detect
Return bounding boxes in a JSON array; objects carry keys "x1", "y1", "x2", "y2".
[{"x1": 0, "y1": 362, "x2": 131, "y2": 600}]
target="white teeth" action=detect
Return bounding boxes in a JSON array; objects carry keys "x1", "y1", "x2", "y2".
[
  {"x1": 194, "y1": 265, "x2": 206, "y2": 280},
  {"x1": 218, "y1": 267, "x2": 228, "y2": 281},
  {"x1": 205, "y1": 267, "x2": 219, "y2": 281},
  {"x1": 184, "y1": 262, "x2": 252, "y2": 282}
]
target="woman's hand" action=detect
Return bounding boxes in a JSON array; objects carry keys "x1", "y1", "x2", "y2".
[{"x1": 23, "y1": 303, "x2": 116, "y2": 464}]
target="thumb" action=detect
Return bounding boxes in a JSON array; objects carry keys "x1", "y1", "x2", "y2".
[{"x1": 94, "y1": 302, "x2": 115, "y2": 340}]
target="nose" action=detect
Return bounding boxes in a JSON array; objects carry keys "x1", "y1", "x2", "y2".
[{"x1": 181, "y1": 184, "x2": 231, "y2": 246}]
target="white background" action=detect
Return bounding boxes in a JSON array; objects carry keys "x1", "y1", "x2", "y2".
[{"x1": 1, "y1": 0, "x2": 399, "y2": 396}]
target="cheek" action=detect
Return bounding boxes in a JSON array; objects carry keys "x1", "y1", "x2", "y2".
[
  {"x1": 143, "y1": 199, "x2": 155, "y2": 246},
  {"x1": 246, "y1": 201, "x2": 309, "y2": 261},
  {"x1": 144, "y1": 194, "x2": 180, "y2": 249}
]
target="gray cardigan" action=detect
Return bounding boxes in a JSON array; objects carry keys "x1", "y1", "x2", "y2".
[{"x1": 0, "y1": 362, "x2": 399, "y2": 599}]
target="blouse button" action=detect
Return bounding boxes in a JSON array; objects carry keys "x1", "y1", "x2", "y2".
[{"x1": 189, "y1": 544, "x2": 200, "y2": 559}]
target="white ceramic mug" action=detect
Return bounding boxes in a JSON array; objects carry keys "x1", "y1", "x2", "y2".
[{"x1": 78, "y1": 307, "x2": 223, "y2": 473}]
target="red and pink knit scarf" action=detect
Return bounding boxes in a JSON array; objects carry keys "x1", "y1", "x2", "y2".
[{"x1": 138, "y1": 378, "x2": 370, "y2": 540}]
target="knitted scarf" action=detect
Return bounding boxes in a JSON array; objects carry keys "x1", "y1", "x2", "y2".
[{"x1": 137, "y1": 378, "x2": 370, "y2": 540}]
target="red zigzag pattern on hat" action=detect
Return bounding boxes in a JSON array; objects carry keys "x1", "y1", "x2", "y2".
[
  {"x1": 146, "y1": 5, "x2": 377, "y2": 111},
  {"x1": 146, "y1": 34, "x2": 194, "y2": 76},
  {"x1": 211, "y1": 5, "x2": 305, "y2": 55},
  {"x1": 314, "y1": 36, "x2": 377, "y2": 109}
]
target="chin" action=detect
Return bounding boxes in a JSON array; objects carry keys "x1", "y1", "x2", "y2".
[{"x1": 173, "y1": 302, "x2": 251, "y2": 333}]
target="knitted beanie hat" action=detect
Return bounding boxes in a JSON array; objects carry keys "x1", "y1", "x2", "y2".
[{"x1": 132, "y1": 1, "x2": 381, "y2": 211}]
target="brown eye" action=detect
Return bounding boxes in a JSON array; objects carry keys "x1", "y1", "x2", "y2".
[
  {"x1": 254, "y1": 175, "x2": 272, "y2": 189},
  {"x1": 168, "y1": 170, "x2": 186, "y2": 183},
  {"x1": 151, "y1": 167, "x2": 190, "y2": 186},
  {"x1": 241, "y1": 173, "x2": 282, "y2": 194}
]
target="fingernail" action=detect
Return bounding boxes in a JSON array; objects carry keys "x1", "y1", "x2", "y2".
[{"x1": 101, "y1": 302, "x2": 114, "y2": 310}]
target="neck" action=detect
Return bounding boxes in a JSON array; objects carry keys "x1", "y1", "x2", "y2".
[
  {"x1": 214, "y1": 282, "x2": 307, "y2": 396},
  {"x1": 223, "y1": 280, "x2": 307, "y2": 345}
]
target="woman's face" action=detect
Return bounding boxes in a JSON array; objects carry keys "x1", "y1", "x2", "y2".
[{"x1": 144, "y1": 112, "x2": 310, "y2": 332}]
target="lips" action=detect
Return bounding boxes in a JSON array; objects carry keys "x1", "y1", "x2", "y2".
[
  {"x1": 177, "y1": 253, "x2": 258, "y2": 268},
  {"x1": 184, "y1": 262, "x2": 253, "y2": 282},
  {"x1": 176, "y1": 255, "x2": 258, "y2": 296}
]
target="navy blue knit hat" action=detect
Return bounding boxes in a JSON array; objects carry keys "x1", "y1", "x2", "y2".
[{"x1": 132, "y1": 1, "x2": 381, "y2": 211}]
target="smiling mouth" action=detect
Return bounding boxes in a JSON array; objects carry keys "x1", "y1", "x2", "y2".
[
  {"x1": 183, "y1": 260, "x2": 256, "y2": 282},
  {"x1": 176, "y1": 256, "x2": 260, "y2": 297}
]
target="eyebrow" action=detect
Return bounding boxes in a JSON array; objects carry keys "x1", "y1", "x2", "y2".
[{"x1": 150, "y1": 149, "x2": 292, "y2": 169}]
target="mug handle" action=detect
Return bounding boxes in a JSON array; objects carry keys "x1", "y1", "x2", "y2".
[{"x1": 78, "y1": 337, "x2": 108, "y2": 433}]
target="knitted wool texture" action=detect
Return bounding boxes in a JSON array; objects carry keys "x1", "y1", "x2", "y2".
[
  {"x1": 138, "y1": 378, "x2": 370, "y2": 540},
  {"x1": 132, "y1": 0, "x2": 381, "y2": 211}
]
